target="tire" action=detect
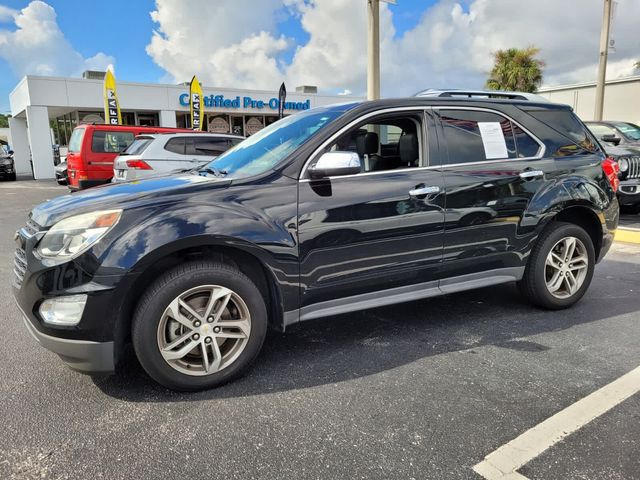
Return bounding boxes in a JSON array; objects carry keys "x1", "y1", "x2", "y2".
[
  {"x1": 519, "y1": 222, "x2": 595, "y2": 310},
  {"x1": 8, "y1": 172, "x2": 16, "y2": 181},
  {"x1": 132, "y1": 260, "x2": 268, "y2": 391}
]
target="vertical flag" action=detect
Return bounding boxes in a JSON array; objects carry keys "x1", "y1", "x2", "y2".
[
  {"x1": 190, "y1": 76, "x2": 203, "y2": 131},
  {"x1": 278, "y1": 82, "x2": 286, "y2": 119},
  {"x1": 103, "y1": 70, "x2": 122, "y2": 125}
]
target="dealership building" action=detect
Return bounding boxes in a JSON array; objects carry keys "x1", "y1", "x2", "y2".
[{"x1": 9, "y1": 73, "x2": 358, "y2": 179}]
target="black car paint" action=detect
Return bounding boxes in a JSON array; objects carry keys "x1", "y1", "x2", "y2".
[{"x1": 13, "y1": 98, "x2": 619, "y2": 371}]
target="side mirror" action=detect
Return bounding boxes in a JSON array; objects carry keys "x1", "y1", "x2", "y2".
[
  {"x1": 601, "y1": 134, "x2": 621, "y2": 146},
  {"x1": 308, "y1": 152, "x2": 361, "y2": 179}
]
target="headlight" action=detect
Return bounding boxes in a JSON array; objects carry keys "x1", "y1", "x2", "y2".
[
  {"x1": 618, "y1": 157, "x2": 629, "y2": 173},
  {"x1": 37, "y1": 210, "x2": 122, "y2": 259}
]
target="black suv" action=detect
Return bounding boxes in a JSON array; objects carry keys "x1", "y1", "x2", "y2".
[{"x1": 13, "y1": 98, "x2": 619, "y2": 391}]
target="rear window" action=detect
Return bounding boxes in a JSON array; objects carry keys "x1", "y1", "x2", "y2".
[
  {"x1": 91, "y1": 131, "x2": 135, "y2": 153},
  {"x1": 68, "y1": 128, "x2": 85, "y2": 153},
  {"x1": 122, "y1": 137, "x2": 154, "y2": 155}
]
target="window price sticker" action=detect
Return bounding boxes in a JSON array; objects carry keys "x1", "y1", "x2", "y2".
[{"x1": 478, "y1": 122, "x2": 508, "y2": 160}]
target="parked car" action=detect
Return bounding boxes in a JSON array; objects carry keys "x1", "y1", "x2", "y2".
[
  {"x1": 13, "y1": 97, "x2": 619, "y2": 391},
  {"x1": 0, "y1": 148, "x2": 16, "y2": 181},
  {"x1": 55, "y1": 160, "x2": 68, "y2": 185},
  {"x1": 112, "y1": 132, "x2": 243, "y2": 182},
  {"x1": 594, "y1": 143, "x2": 640, "y2": 213},
  {"x1": 585, "y1": 120, "x2": 640, "y2": 148},
  {"x1": 66, "y1": 124, "x2": 194, "y2": 190}
]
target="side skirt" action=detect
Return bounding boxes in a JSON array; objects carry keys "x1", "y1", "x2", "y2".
[{"x1": 283, "y1": 267, "x2": 525, "y2": 327}]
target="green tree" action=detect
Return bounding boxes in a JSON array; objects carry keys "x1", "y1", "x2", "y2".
[
  {"x1": 0, "y1": 114, "x2": 10, "y2": 128},
  {"x1": 485, "y1": 47, "x2": 545, "y2": 93},
  {"x1": 635, "y1": 60, "x2": 640, "y2": 70}
]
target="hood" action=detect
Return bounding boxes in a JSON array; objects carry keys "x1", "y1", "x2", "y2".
[
  {"x1": 603, "y1": 144, "x2": 640, "y2": 157},
  {"x1": 31, "y1": 172, "x2": 231, "y2": 227}
]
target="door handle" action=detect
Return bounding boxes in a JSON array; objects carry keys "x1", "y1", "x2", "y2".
[
  {"x1": 409, "y1": 185, "x2": 440, "y2": 197},
  {"x1": 519, "y1": 170, "x2": 544, "y2": 179}
]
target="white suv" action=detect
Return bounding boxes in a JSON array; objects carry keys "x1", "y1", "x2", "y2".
[{"x1": 113, "y1": 132, "x2": 243, "y2": 182}]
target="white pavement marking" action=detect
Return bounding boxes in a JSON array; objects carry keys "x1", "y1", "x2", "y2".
[{"x1": 473, "y1": 365, "x2": 640, "y2": 479}]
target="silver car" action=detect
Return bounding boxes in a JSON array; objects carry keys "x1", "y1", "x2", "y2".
[{"x1": 113, "y1": 132, "x2": 243, "y2": 182}]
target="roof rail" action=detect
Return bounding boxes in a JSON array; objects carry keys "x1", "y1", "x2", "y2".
[{"x1": 413, "y1": 88, "x2": 549, "y2": 102}]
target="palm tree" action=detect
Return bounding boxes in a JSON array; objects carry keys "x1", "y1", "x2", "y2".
[{"x1": 485, "y1": 47, "x2": 545, "y2": 93}]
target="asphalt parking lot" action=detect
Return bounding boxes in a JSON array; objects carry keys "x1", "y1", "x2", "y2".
[{"x1": 1, "y1": 180, "x2": 639, "y2": 480}]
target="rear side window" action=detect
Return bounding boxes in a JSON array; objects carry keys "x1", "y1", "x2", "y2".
[
  {"x1": 92, "y1": 131, "x2": 135, "y2": 153},
  {"x1": 164, "y1": 137, "x2": 186, "y2": 154},
  {"x1": 186, "y1": 137, "x2": 237, "y2": 156},
  {"x1": 439, "y1": 110, "x2": 541, "y2": 164},
  {"x1": 68, "y1": 128, "x2": 85, "y2": 153}
]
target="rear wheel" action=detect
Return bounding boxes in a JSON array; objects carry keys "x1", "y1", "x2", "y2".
[
  {"x1": 132, "y1": 261, "x2": 268, "y2": 391},
  {"x1": 519, "y1": 222, "x2": 595, "y2": 309}
]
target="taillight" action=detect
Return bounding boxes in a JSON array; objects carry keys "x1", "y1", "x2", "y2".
[
  {"x1": 126, "y1": 159, "x2": 152, "y2": 170},
  {"x1": 602, "y1": 157, "x2": 620, "y2": 192}
]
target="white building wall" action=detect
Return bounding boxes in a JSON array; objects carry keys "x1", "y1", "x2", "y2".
[
  {"x1": 8, "y1": 117, "x2": 30, "y2": 176},
  {"x1": 159, "y1": 110, "x2": 177, "y2": 128},
  {"x1": 26, "y1": 106, "x2": 55, "y2": 179},
  {"x1": 538, "y1": 76, "x2": 640, "y2": 123}
]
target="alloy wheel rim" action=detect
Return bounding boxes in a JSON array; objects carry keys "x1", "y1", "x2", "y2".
[
  {"x1": 544, "y1": 236, "x2": 589, "y2": 299},
  {"x1": 157, "y1": 285, "x2": 251, "y2": 376}
]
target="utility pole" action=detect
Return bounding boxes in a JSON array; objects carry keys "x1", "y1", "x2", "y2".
[
  {"x1": 594, "y1": 0, "x2": 612, "y2": 120},
  {"x1": 367, "y1": 0, "x2": 380, "y2": 100}
]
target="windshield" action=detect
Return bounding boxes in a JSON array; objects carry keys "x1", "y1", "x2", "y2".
[
  {"x1": 68, "y1": 128, "x2": 85, "y2": 153},
  {"x1": 203, "y1": 104, "x2": 357, "y2": 178},
  {"x1": 122, "y1": 137, "x2": 154, "y2": 156},
  {"x1": 614, "y1": 122, "x2": 640, "y2": 141}
]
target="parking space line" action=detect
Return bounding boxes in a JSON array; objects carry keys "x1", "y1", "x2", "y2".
[{"x1": 473, "y1": 365, "x2": 640, "y2": 479}]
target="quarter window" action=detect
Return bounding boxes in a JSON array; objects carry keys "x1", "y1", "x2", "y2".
[
  {"x1": 91, "y1": 131, "x2": 135, "y2": 153},
  {"x1": 164, "y1": 137, "x2": 186, "y2": 155},
  {"x1": 186, "y1": 137, "x2": 238, "y2": 156}
]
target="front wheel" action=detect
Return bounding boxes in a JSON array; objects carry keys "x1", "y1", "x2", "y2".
[
  {"x1": 132, "y1": 261, "x2": 268, "y2": 391},
  {"x1": 519, "y1": 222, "x2": 595, "y2": 309}
]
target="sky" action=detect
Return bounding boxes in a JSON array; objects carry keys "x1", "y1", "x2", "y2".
[{"x1": 0, "y1": 0, "x2": 639, "y2": 113}]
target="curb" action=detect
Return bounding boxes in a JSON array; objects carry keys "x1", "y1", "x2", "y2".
[{"x1": 615, "y1": 228, "x2": 640, "y2": 245}]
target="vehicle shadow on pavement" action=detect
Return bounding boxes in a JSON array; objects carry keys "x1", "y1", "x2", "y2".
[{"x1": 92, "y1": 259, "x2": 640, "y2": 402}]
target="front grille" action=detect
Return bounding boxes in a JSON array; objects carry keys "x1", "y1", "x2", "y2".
[
  {"x1": 13, "y1": 218, "x2": 42, "y2": 288},
  {"x1": 13, "y1": 247, "x2": 27, "y2": 288},
  {"x1": 626, "y1": 156, "x2": 640, "y2": 180}
]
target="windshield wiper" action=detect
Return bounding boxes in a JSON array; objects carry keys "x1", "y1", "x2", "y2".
[{"x1": 196, "y1": 167, "x2": 227, "y2": 177}]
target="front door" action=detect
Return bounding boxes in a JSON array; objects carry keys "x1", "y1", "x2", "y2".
[{"x1": 297, "y1": 110, "x2": 445, "y2": 319}]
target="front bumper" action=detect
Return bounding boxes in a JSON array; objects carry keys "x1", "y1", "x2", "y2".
[
  {"x1": 16, "y1": 299, "x2": 115, "y2": 373},
  {"x1": 618, "y1": 179, "x2": 640, "y2": 206}
]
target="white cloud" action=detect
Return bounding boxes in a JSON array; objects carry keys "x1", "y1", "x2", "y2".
[
  {"x1": 0, "y1": 1, "x2": 114, "y2": 78},
  {"x1": 147, "y1": 0, "x2": 640, "y2": 95}
]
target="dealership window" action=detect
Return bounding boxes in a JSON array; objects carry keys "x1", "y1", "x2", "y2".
[{"x1": 92, "y1": 131, "x2": 135, "y2": 153}]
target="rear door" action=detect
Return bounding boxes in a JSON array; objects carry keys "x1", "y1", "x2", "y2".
[{"x1": 434, "y1": 107, "x2": 550, "y2": 284}]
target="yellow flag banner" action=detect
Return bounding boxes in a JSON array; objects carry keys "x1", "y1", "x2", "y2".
[
  {"x1": 103, "y1": 70, "x2": 122, "y2": 125},
  {"x1": 190, "y1": 75, "x2": 203, "y2": 131}
]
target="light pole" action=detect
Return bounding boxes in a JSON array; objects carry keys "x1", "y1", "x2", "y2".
[
  {"x1": 367, "y1": 0, "x2": 380, "y2": 100},
  {"x1": 594, "y1": 0, "x2": 612, "y2": 121}
]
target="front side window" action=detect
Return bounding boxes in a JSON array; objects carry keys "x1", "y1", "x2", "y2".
[
  {"x1": 91, "y1": 131, "x2": 135, "y2": 153},
  {"x1": 205, "y1": 104, "x2": 356, "y2": 178},
  {"x1": 321, "y1": 113, "x2": 424, "y2": 172}
]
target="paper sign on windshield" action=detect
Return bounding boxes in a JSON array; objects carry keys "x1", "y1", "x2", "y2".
[{"x1": 478, "y1": 122, "x2": 508, "y2": 160}]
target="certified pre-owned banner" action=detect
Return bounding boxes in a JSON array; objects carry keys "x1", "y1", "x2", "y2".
[
  {"x1": 103, "y1": 70, "x2": 122, "y2": 125},
  {"x1": 190, "y1": 76, "x2": 203, "y2": 131}
]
